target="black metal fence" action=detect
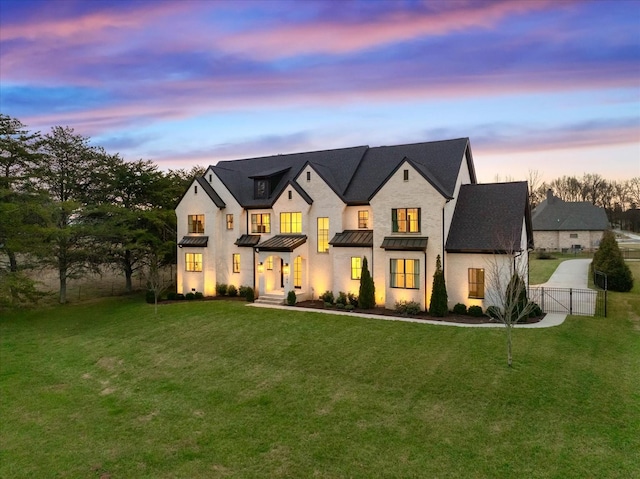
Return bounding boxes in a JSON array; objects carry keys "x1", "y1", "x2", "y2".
[{"x1": 528, "y1": 287, "x2": 607, "y2": 317}]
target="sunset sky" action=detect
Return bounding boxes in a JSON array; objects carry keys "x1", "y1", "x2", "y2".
[{"x1": 1, "y1": 0, "x2": 638, "y2": 182}]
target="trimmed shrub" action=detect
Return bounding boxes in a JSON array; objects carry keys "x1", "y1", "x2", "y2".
[
  {"x1": 176, "y1": 293, "x2": 185, "y2": 300},
  {"x1": 287, "y1": 290, "x2": 297, "y2": 305},
  {"x1": 347, "y1": 292, "x2": 358, "y2": 308},
  {"x1": 336, "y1": 303, "x2": 346, "y2": 310},
  {"x1": 238, "y1": 285, "x2": 251, "y2": 298},
  {"x1": 536, "y1": 250, "x2": 554, "y2": 260},
  {"x1": 395, "y1": 300, "x2": 421, "y2": 316},
  {"x1": 529, "y1": 302, "x2": 543, "y2": 318},
  {"x1": 227, "y1": 284, "x2": 238, "y2": 297},
  {"x1": 358, "y1": 256, "x2": 376, "y2": 309},
  {"x1": 468, "y1": 305, "x2": 484, "y2": 317},
  {"x1": 452, "y1": 303, "x2": 467, "y2": 315},
  {"x1": 145, "y1": 290, "x2": 155, "y2": 304},
  {"x1": 324, "y1": 301, "x2": 333, "y2": 308},
  {"x1": 185, "y1": 292, "x2": 196, "y2": 300},
  {"x1": 429, "y1": 255, "x2": 448, "y2": 317},
  {"x1": 336, "y1": 291, "x2": 348, "y2": 306},
  {"x1": 486, "y1": 305, "x2": 501, "y2": 319},
  {"x1": 506, "y1": 274, "x2": 528, "y2": 321},
  {"x1": 592, "y1": 230, "x2": 633, "y2": 292},
  {"x1": 320, "y1": 290, "x2": 334, "y2": 304},
  {"x1": 216, "y1": 283, "x2": 227, "y2": 296},
  {"x1": 194, "y1": 292, "x2": 204, "y2": 300},
  {"x1": 345, "y1": 304, "x2": 355, "y2": 311},
  {"x1": 245, "y1": 287, "x2": 255, "y2": 303},
  {"x1": 167, "y1": 292, "x2": 177, "y2": 301}
]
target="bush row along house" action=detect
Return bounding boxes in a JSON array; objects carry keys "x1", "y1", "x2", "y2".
[
  {"x1": 532, "y1": 190, "x2": 609, "y2": 252},
  {"x1": 175, "y1": 138, "x2": 533, "y2": 311}
]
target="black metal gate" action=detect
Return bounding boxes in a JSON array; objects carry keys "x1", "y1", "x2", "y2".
[{"x1": 528, "y1": 287, "x2": 607, "y2": 317}]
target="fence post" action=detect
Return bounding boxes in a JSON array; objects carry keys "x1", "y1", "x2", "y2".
[
  {"x1": 569, "y1": 288, "x2": 573, "y2": 315},
  {"x1": 541, "y1": 287, "x2": 545, "y2": 312},
  {"x1": 604, "y1": 290, "x2": 607, "y2": 318}
]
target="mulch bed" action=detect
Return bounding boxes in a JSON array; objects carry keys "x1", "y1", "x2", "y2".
[{"x1": 294, "y1": 300, "x2": 544, "y2": 324}]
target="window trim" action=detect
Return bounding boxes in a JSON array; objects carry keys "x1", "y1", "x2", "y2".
[
  {"x1": 390, "y1": 258, "x2": 420, "y2": 289},
  {"x1": 226, "y1": 214, "x2": 234, "y2": 230},
  {"x1": 351, "y1": 257, "x2": 362, "y2": 280},
  {"x1": 188, "y1": 214, "x2": 205, "y2": 234},
  {"x1": 468, "y1": 268, "x2": 485, "y2": 299},
  {"x1": 391, "y1": 208, "x2": 420, "y2": 233},
  {"x1": 280, "y1": 212, "x2": 302, "y2": 234},
  {"x1": 358, "y1": 210, "x2": 369, "y2": 229},
  {"x1": 251, "y1": 213, "x2": 271, "y2": 234},
  {"x1": 293, "y1": 256, "x2": 302, "y2": 289},
  {"x1": 185, "y1": 253, "x2": 203, "y2": 272},
  {"x1": 317, "y1": 217, "x2": 329, "y2": 253}
]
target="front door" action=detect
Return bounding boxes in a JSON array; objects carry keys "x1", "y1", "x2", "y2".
[{"x1": 280, "y1": 258, "x2": 284, "y2": 288}]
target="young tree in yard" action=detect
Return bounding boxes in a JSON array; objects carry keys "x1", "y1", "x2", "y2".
[
  {"x1": 358, "y1": 256, "x2": 375, "y2": 309},
  {"x1": 429, "y1": 255, "x2": 448, "y2": 316},
  {"x1": 592, "y1": 230, "x2": 633, "y2": 292},
  {"x1": 485, "y1": 244, "x2": 537, "y2": 368}
]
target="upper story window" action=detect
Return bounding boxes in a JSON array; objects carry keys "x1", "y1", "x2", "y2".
[
  {"x1": 306, "y1": 171, "x2": 311, "y2": 182},
  {"x1": 317, "y1": 217, "x2": 329, "y2": 253},
  {"x1": 468, "y1": 268, "x2": 485, "y2": 299},
  {"x1": 392, "y1": 208, "x2": 420, "y2": 233},
  {"x1": 255, "y1": 179, "x2": 269, "y2": 199},
  {"x1": 280, "y1": 212, "x2": 302, "y2": 234},
  {"x1": 251, "y1": 213, "x2": 270, "y2": 233},
  {"x1": 188, "y1": 214, "x2": 204, "y2": 234},
  {"x1": 390, "y1": 259, "x2": 419, "y2": 289},
  {"x1": 403, "y1": 169, "x2": 409, "y2": 181},
  {"x1": 226, "y1": 214, "x2": 234, "y2": 230},
  {"x1": 288, "y1": 190, "x2": 292, "y2": 200},
  {"x1": 358, "y1": 210, "x2": 369, "y2": 229}
]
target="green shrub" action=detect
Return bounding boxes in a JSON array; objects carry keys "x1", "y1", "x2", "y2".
[
  {"x1": 452, "y1": 303, "x2": 467, "y2": 315},
  {"x1": 176, "y1": 293, "x2": 185, "y2": 300},
  {"x1": 167, "y1": 292, "x2": 177, "y2": 301},
  {"x1": 358, "y1": 256, "x2": 376, "y2": 309},
  {"x1": 324, "y1": 301, "x2": 333, "y2": 308},
  {"x1": 227, "y1": 285, "x2": 238, "y2": 297},
  {"x1": 320, "y1": 290, "x2": 334, "y2": 304},
  {"x1": 529, "y1": 302, "x2": 543, "y2": 318},
  {"x1": 336, "y1": 303, "x2": 345, "y2": 310},
  {"x1": 429, "y1": 255, "x2": 448, "y2": 317},
  {"x1": 194, "y1": 292, "x2": 204, "y2": 300},
  {"x1": 395, "y1": 300, "x2": 421, "y2": 316},
  {"x1": 506, "y1": 274, "x2": 528, "y2": 321},
  {"x1": 592, "y1": 230, "x2": 633, "y2": 292},
  {"x1": 245, "y1": 287, "x2": 255, "y2": 303},
  {"x1": 145, "y1": 290, "x2": 155, "y2": 304},
  {"x1": 536, "y1": 250, "x2": 554, "y2": 260},
  {"x1": 287, "y1": 290, "x2": 297, "y2": 305},
  {"x1": 238, "y1": 285, "x2": 250, "y2": 298},
  {"x1": 468, "y1": 305, "x2": 483, "y2": 317},
  {"x1": 216, "y1": 283, "x2": 227, "y2": 296},
  {"x1": 347, "y1": 292, "x2": 358, "y2": 308},
  {"x1": 486, "y1": 305, "x2": 501, "y2": 319},
  {"x1": 336, "y1": 291, "x2": 348, "y2": 306},
  {"x1": 345, "y1": 304, "x2": 355, "y2": 311},
  {"x1": 185, "y1": 292, "x2": 196, "y2": 300}
]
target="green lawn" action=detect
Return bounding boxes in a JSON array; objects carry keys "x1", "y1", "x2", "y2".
[{"x1": 1, "y1": 264, "x2": 639, "y2": 478}]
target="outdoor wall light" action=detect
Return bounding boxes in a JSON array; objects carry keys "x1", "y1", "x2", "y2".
[
  {"x1": 283, "y1": 263, "x2": 290, "y2": 275},
  {"x1": 258, "y1": 262, "x2": 264, "y2": 273}
]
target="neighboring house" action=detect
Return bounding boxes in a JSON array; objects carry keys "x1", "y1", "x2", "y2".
[
  {"x1": 532, "y1": 190, "x2": 609, "y2": 251},
  {"x1": 175, "y1": 138, "x2": 533, "y2": 311}
]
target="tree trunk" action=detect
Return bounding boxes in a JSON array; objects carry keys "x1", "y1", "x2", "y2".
[
  {"x1": 59, "y1": 267, "x2": 67, "y2": 304},
  {"x1": 507, "y1": 325, "x2": 513, "y2": 368},
  {"x1": 124, "y1": 250, "x2": 133, "y2": 293},
  {"x1": 8, "y1": 250, "x2": 17, "y2": 273}
]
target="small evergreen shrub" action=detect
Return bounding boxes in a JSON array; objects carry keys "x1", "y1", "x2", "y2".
[
  {"x1": 536, "y1": 250, "x2": 554, "y2": 260},
  {"x1": 176, "y1": 293, "x2": 185, "y2": 300},
  {"x1": 287, "y1": 290, "x2": 297, "y2": 305},
  {"x1": 336, "y1": 291, "x2": 348, "y2": 306},
  {"x1": 592, "y1": 230, "x2": 633, "y2": 292},
  {"x1": 452, "y1": 303, "x2": 467, "y2": 315},
  {"x1": 395, "y1": 300, "x2": 421, "y2": 316},
  {"x1": 358, "y1": 257, "x2": 376, "y2": 309},
  {"x1": 486, "y1": 305, "x2": 501, "y2": 319},
  {"x1": 145, "y1": 290, "x2": 155, "y2": 304},
  {"x1": 167, "y1": 292, "x2": 177, "y2": 301},
  {"x1": 320, "y1": 290, "x2": 334, "y2": 304},
  {"x1": 216, "y1": 283, "x2": 227, "y2": 296},
  {"x1": 194, "y1": 292, "x2": 204, "y2": 300},
  {"x1": 468, "y1": 305, "x2": 484, "y2": 317},
  {"x1": 227, "y1": 285, "x2": 238, "y2": 297},
  {"x1": 529, "y1": 302, "x2": 543, "y2": 318},
  {"x1": 429, "y1": 255, "x2": 448, "y2": 317},
  {"x1": 238, "y1": 285, "x2": 251, "y2": 298},
  {"x1": 324, "y1": 301, "x2": 333, "y2": 308},
  {"x1": 336, "y1": 303, "x2": 345, "y2": 310},
  {"x1": 345, "y1": 304, "x2": 355, "y2": 311},
  {"x1": 185, "y1": 292, "x2": 196, "y2": 300},
  {"x1": 347, "y1": 292, "x2": 358, "y2": 308},
  {"x1": 245, "y1": 287, "x2": 255, "y2": 303}
]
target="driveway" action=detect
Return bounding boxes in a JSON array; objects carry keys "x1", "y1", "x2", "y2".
[
  {"x1": 530, "y1": 259, "x2": 596, "y2": 316},
  {"x1": 536, "y1": 259, "x2": 591, "y2": 288}
]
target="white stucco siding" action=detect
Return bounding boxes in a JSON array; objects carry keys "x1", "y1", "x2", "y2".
[
  {"x1": 331, "y1": 247, "x2": 372, "y2": 299},
  {"x1": 369, "y1": 162, "x2": 447, "y2": 309},
  {"x1": 343, "y1": 205, "x2": 373, "y2": 230},
  {"x1": 382, "y1": 251, "x2": 427, "y2": 310},
  {"x1": 447, "y1": 253, "x2": 513, "y2": 310},
  {"x1": 443, "y1": 153, "x2": 473, "y2": 243}
]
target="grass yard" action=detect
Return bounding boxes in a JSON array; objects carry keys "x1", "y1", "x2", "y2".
[{"x1": 1, "y1": 263, "x2": 639, "y2": 478}]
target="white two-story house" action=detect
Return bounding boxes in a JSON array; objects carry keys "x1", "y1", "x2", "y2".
[{"x1": 175, "y1": 138, "x2": 533, "y2": 311}]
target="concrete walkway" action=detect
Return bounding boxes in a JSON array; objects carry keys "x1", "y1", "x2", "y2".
[
  {"x1": 248, "y1": 303, "x2": 567, "y2": 328},
  {"x1": 536, "y1": 258, "x2": 591, "y2": 288}
]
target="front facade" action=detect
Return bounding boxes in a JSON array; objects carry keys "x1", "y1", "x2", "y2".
[
  {"x1": 532, "y1": 190, "x2": 609, "y2": 251},
  {"x1": 176, "y1": 138, "x2": 532, "y2": 311}
]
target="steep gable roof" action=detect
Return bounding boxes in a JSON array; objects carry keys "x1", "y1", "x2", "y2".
[
  {"x1": 205, "y1": 138, "x2": 472, "y2": 208},
  {"x1": 532, "y1": 192, "x2": 609, "y2": 231},
  {"x1": 446, "y1": 182, "x2": 532, "y2": 253}
]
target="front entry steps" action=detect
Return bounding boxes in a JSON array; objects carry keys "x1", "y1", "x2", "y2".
[{"x1": 254, "y1": 292, "x2": 285, "y2": 306}]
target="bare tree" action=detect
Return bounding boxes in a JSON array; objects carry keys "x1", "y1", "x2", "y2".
[{"x1": 485, "y1": 235, "x2": 538, "y2": 368}]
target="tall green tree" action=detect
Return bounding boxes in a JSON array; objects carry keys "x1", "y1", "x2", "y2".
[
  {"x1": 592, "y1": 230, "x2": 633, "y2": 292},
  {"x1": 429, "y1": 255, "x2": 448, "y2": 317},
  {"x1": 358, "y1": 256, "x2": 375, "y2": 309}
]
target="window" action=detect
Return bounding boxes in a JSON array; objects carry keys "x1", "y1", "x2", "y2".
[
  {"x1": 185, "y1": 253, "x2": 202, "y2": 272},
  {"x1": 468, "y1": 268, "x2": 485, "y2": 299},
  {"x1": 188, "y1": 215, "x2": 204, "y2": 234},
  {"x1": 392, "y1": 208, "x2": 420, "y2": 233},
  {"x1": 358, "y1": 210, "x2": 369, "y2": 229},
  {"x1": 251, "y1": 213, "x2": 271, "y2": 233},
  {"x1": 403, "y1": 169, "x2": 409, "y2": 181},
  {"x1": 294, "y1": 256, "x2": 302, "y2": 289},
  {"x1": 307, "y1": 171, "x2": 311, "y2": 182},
  {"x1": 233, "y1": 254, "x2": 240, "y2": 273},
  {"x1": 208, "y1": 174, "x2": 212, "y2": 182},
  {"x1": 317, "y1": 217, "x2": 329, "y2": 253},
  {"x1": 194, "y1": 185, "x2": 198, "y2": 194},
  {"x1": 570, "y1": 233, "x2": 578, "y2": 238},
  {"x1": 351, "y1": 257, "x2": 362, "y2": 280},
  {"x1": 280, "y1": 212, "x2": 302, "y2": 233},
  {"x1": 390, "y1": 259, "x2": 420, "y2": 289},
  {"x1": 226, "y1": 214, "x2": 234, "y2": 230},
  {"x1": 266, "y1": 256, "x2": 273, "y2": 270},
  {"x1": 288, "y1": 190, "x2": 292, "y2": 200}
]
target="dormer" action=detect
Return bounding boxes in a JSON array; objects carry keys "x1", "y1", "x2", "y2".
[{"x1": 249, "y1": 167, "x2": 290, "y2": 200}]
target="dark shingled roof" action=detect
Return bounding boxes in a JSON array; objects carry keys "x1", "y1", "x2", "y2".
[
  {"x1": 329, "y1": 230, "x2": 373, "y2": 247},
  {"x1": 380, "y1": 236, "x2": 429, "y2": 251},
  {"x1": 257, "y1": 235, "x2": 307, "y2": 252},
  {"x1": 234, "y1": 234, "x2": 261, "y2": 247},
  {"x1": 178, "y1": 236, "x2": 209, "y2": 247},
  {"x1": 446, "y1": 182, "x2": 533, "y2": 253},
  {"x1": 207, "y1": 138, "x2": 473, "y2": 207},
  {"x1": 532, "y1": 191, "x2": 609, "y2": 231},
  {"x1": 195, "y1": 177, "x2": 225, "y2": 209}
]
